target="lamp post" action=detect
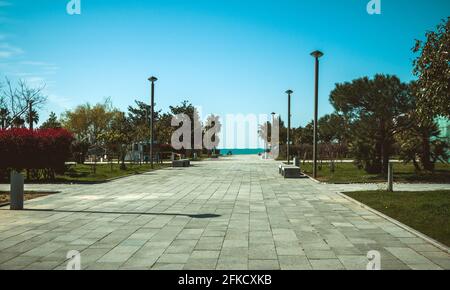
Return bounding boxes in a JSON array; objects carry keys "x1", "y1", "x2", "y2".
[
  {"x1": 310, "y1": 50, "x2": 324, "y2": 179},
  {"x1": 285, "y1": 90, "x2": 293, "y2": 164},
  {"x1": 148, "y1": 76, "x2": 158, "y2": 169},
  {"x1": 271, "y1": 112, "x2": 276, "y2": 157},
  {"x1": 271, "y1": 112, "x2": 276, "y2": 134}
]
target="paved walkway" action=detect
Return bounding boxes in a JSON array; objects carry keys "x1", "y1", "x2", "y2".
[{"x1": 0, "y1": 155, "x2": 448, "y2": 270}]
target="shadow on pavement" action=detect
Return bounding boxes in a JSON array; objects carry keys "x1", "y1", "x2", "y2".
[{"x1": 1, "y1": 208, "x2": 221, "y2": 219}]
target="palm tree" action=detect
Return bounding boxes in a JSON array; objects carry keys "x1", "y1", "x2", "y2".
[{"x1": 25, "y1": 109, "x2": 39, "y2": 128}]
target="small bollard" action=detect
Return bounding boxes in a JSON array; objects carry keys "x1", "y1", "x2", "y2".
[
  {"x1": 193, "y1": 153, "x2": 197, "y2": 160},
  {"x1": 10, "y1": 171, "x2": 24, "y2": 210},
  {"x1": 293, "y1": 157, "x2": 300, "y2": 167},
  {"x1": 387, "y1": 162, "x2": 394, "y2": 192}
]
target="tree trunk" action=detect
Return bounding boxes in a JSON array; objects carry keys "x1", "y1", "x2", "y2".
[
  {"x1": 120, "y1": 152, "x2": 127, "y2": 170},
  {"x1": 381, "y1": 141, "x2": 390, "y2": 175},
  {"x1": 420, "y1": 132, "x2": 434, "y2": 172},
  {"x1": 380, "y1": 119, "x2": 389, "y2": 175},
  {"x1": 412, "y1": 158, "x2": 421, "y2": 172}
]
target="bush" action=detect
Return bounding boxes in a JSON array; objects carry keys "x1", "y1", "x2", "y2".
[{"x1": 0, "y1": 128, "x2": 74, "y2": 180}]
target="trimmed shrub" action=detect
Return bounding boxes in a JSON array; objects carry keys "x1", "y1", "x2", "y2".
[{"x1": 0, "y1": 128, "x2": 74, "y2": 180}]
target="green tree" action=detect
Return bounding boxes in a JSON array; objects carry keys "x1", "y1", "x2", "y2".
[
  {"x1": 293, "y1": 122, "x2": 313, "y2": 145},
  {"x1": 330, "y1": 74, "x2": 411, "y2": 174},
  {"x1": 395, "y1": 83, "x2": 449, "y2": 171},
  {"x1": 155, "y1": 112, "x2": 174, "y2": 145},
  {"x1": 25, "y1": 109, "x2": 39, "y2": 128},
  {"x1": 61, "y1": 100, "x2": 114, "y2": 145},
  {"x1": 40, "y1": 112, "x2": 61, "y2": 129},
  {"x1": 127, "y1": 100, "x2": 174, "y2": 161},
  {"x1": 318, "y1": 113, "x2": 348, "y2": 144},
  {"x1": 413, "y1": 17, "x2": 450, "y2": 119},
  {"x1": 61, "y1": 99, "x2": 115, "y2": 169},
  {"x1": 99, "y1": 111, "x2": 134, "y2": 170}
]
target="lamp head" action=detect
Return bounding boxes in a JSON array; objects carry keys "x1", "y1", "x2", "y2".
[
  {"x1": 310, "y1": 50, "x2": 324, "y2": 58},
  {"x1": 285, "y1": 90, "x2": 293, "y2": 95},
  {"x1": 148, "y1": 76, "x2": 158, "y2": 82}
]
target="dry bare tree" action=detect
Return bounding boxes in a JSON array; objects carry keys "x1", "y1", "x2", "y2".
[{"x1": 0, "y1": 77, "x2": 47, "y2": 128}]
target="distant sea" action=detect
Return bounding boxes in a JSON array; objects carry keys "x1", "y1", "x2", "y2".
[{"x1": 218, "y1": 148, "x2": 265, "y2": 155}]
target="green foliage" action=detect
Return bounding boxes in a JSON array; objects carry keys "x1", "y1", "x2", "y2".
[
  {"x1": 293, "y1": 122, "x2": 313, "y2": 145},
  {"x1": 330, "y1": 74, "x2": 411, "y2": 174},
  {"x1": 318, "y1": 113, "x2": 348, "y2": 144},
  {"x1": 61, "y1": 100, "x2": 114, "y2": 145},
  {"x1": 40, "y1": 112, "x2": 62, "y2": 129},
  {"x1": 127, "y1": 100, "x2": 153, "y2": 145},
  {"x1": 395, "y1": 82, "x2": 449, "y2": 171},
  {"x1": 99, "y1": 111, "x2": 134, "y2": 169},
  {"x1": 127, "y1": 100, "x2": 186, "y2": 146},
  {"x1": 25, "y1": 109, "x2": 39, "y2": 127},
  {"x1": 155, "y1": 112, "x2": 173, "y2": 145},
  {"x1": 413, "y1": 17, "x2": 450, "y2": 119}
]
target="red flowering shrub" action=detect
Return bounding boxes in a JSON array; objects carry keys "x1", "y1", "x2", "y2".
[{"x1": 0, "y1": 128, "x2": 74, "y2": 179}]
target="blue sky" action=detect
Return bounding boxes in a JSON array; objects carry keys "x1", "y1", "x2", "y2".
[{"x1": 0, "y1": 0, "x2": 449, "y2": 128}]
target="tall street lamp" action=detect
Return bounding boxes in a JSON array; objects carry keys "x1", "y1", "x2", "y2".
[
  {"x1": 271, "y1": 112, "x2": 276, "y2": 157},
  {"x1": 271, "y1": 111, "x2": 276, "y2": 135},
  {"x1": 310, "y1": 50, "x2": 324, "y2": 179},
  {"x1": 148, "y1": 76, "x2": 158, "y2": 169},
  {"x1": 285, "y1": 90, "x2": 293, "y2": 165}
]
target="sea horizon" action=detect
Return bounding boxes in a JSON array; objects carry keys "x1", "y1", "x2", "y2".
[{"x1": 217, "y1": 148, "x2": 265, "y2": 155}]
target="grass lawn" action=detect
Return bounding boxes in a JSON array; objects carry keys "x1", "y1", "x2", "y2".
[
  {"x1": 0, "y1": 191, "x2": 54, "y2": 205},
  {"x1": 344, "y1": 190, "x2": 450, "y2": 247},
  {"x1": 301, "y1": 162, "x2": 450, "y2": 184},
  {"x1": 54, "y1": 163, "x2": 171, "y2": 183}
]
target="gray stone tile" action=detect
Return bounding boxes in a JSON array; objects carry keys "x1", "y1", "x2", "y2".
[
  {"x1": 190, "y1": 250, "x2": 221, "y2": 259},
  {"x1": 184, "y1": 258, "x2": 218, "y2": 270},
  {"x1": 310, "y1": 259, "x2": 345, "y2": 270},
  {"x1": 151, "y1": 263, "x2": 186, "y2": 270},
  {"x1": 305, "y1": 250, "x2": 337, "y2": 260},
  {"x1": 249, "y1": 260, "x2": 280, "y2": 270},
  {"x1": 0, "y1": 155, "x2": 448, "y2": 270},
  {"x1": 278, "y1": 256, "x2": 312, "y2": 270},
  {"x1": 157, "y1": 253, "x2": 190, "y2": 264}
]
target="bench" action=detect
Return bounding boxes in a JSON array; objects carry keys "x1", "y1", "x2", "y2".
[
  {"x1": 279, "y1": 164, "x2": 297, "y2": 174},
  {"x1": 279, "y1": 164, "x2": 302, "y2": 178},
  {"x1": 172, "y1": 159, "x2": 191, "y2": 168}
]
